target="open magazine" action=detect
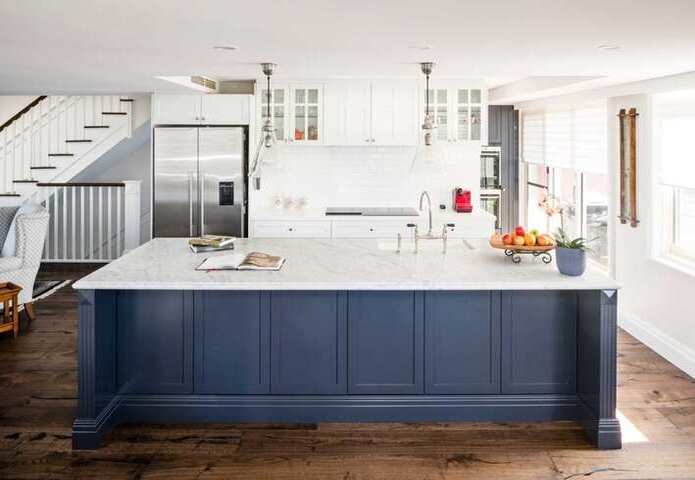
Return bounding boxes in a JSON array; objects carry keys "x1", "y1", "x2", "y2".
[{"x1": 196, "y1": 252, "x2": 286, "y2": 271}]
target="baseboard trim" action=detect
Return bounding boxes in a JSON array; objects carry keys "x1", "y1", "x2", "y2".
[{"x1": 619, "y1": 311, "x2": 695, "y2": 379}]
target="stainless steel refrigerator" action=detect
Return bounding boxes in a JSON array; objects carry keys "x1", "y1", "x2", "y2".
[{"x1": 153, "y1": 127, "x2": 247, "y2": 238}]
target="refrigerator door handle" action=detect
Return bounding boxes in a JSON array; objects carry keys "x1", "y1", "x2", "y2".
[
  {"x1": 200, "y1": 173, "x2": 205, "y2": 236},
  {"x1": 188, "y1": 173, "x2": 194, "y2": 237}
]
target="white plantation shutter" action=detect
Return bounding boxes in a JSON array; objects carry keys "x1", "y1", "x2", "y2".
[
  {"x1": 659, "y1": 115, "x2": 695, "y2": 189},
  {"x1": 521, "y1": 112, "x2": 544, "y2": 164},
  {"x1": 521, "y1": 106, "x2": 607, "y2": 174},
  {"x1": 573, "y1": 107, "x2": 607, "y2": 174},
  {"x1": 544, "y1": 110, "x2": 573, "y2": 169}
]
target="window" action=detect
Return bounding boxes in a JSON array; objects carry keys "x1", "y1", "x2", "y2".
[
  {"x1": 521, "y1": 106, "x2": 609, "y2": 267},
  {"x1": 654, "y1": 92, "x2": 695, "y2": 267}
]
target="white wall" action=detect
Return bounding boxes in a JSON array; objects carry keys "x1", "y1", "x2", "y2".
[
  {"x1": 249, "y1": 143, "x2": 482, "y2": 213},
  {"x1": 516, "y1": 74, "x2": 695, "y2": 378},
  {"x1": 0, "y1": 96, "x2": 37, "y2": 125},
  {"x1": 608, "y1": 94, "x2": 695, "y2": 378}
]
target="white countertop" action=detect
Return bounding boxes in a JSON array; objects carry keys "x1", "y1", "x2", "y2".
[{"x1": 74, "y1": 238, "x2": 620, "y2": 291}]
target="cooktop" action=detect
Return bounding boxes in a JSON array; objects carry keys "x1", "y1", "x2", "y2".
[{"x1": 325, "y1": 207, "x2": 419, "y2": 217}]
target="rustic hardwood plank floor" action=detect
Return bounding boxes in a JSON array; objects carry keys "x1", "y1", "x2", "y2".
[{"x1": 0, "y1": 265, "x2": 694, "y2": 479}]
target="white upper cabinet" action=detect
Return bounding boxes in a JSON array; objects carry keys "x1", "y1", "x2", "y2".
[
  {"x1": 323, "y1": 80, "x2": 418, "y2": 146},
  {"x1": 152, "y1": 95, "x2": 201, "y2": 124},
  {"x1": 291, "y1": 85, "x2": 323, "y2": 143},
  {"x1": 200, "y1": 95, "x2": 250, "y2": 124},
  {"x1": 324, "y1": 81, "x2": 371, "y2": 145},
  {"x1": 422, "y1": 84, "x2": 486, "y2": 143},
  {"x1": 371, "y1": 81, "x2": 418, "y2": 146},
  {"x1": 257, "y1": 83, "x2": 324, "y2": 144},
  {"x1": 152, "y1": 94, "x2": 251, "y2": 125}
]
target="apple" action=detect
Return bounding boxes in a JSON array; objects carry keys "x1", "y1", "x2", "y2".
[
  {"x1": 537, "y1": 234, "x2": 554, "y2": 246},
  {"x1": 513, "y1": 235, "x2": 526, "y2": 246},
  {"x1": 490, "y1": 233, "x2": 503, "y2": 244},
  {"x1": 530, "y1": 228, "x2": 540, "y2": 236},
  {"x1": 502, "y1": 233, "x2": 513, "y2": 245},
  {"x1": 524, "y1": 233, "x2": 537, "y2": 246},
  {"x1": 515, "y1": 226, "x2": 525, "y2": 237}
]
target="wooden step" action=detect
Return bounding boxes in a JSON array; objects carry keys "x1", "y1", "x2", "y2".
[
  {"x1": 66, "y1": 139, "x2": 92, "y2": 143},
  {"x1": 84, "y1": 125, "x2": 109, "y2": 129},
  {"x1": 12, "y1": 180, "x2": 38, "y2": 184},
  {"x1": 30, "y1": 166, "x2": 57, "y2": 170},
  {"x1": 119, "y1": 98, "x2": 134, "y2": 102},
  {"x1": 48, "y1": 153, "x2": 74, "y2": 157},
  {"x1": 0, "y1": 193, "x2": 20, "y2": 197},
  {"x1": 101, "y1": 112, "x2": 127, "y2": 115}
]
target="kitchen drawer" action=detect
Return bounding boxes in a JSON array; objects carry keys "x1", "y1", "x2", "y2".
[
  {"x1": 332, "y1": 221, "x2": 411, "y2": 238},
  {"x1": 252, "y1": 221, "x2": 332, "y2": 238}
]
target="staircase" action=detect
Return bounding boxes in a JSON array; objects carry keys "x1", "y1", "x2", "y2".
[{"x1": 0, "y1": 95, "x2": 134, "y2": 206}]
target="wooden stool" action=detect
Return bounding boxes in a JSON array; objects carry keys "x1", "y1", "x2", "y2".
[{"x1": 0, "y1": 282, "x2": 22, "y2": 338}]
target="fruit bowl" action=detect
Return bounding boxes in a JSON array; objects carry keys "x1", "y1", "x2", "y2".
[{"x1": 490, "y1": 230, "x2": 555, "y2": 264}]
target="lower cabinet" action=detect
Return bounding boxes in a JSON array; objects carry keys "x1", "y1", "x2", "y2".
[
  {"x1": 425, "y1": 291, "x2": 501, "y2": 394},
  {"x1": 194, "y1": 291, "x2": 270, "y2": 394},
  {"x1": 501, "y1": 291, "x2": 577, "y2": 394},
  {"x1": 117, "y1": 291, "x2": 193, "y2": 394},
  {"x1": 348, "y1": 292, "x2": 423, "y2": 394},
  {"x1": 270, "y1": 291, "x2": 347, "y2": 394}
]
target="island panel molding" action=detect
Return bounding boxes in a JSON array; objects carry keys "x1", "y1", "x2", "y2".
[{"x1": 72, "y1": 287, "x2": 621, "y2": 451}]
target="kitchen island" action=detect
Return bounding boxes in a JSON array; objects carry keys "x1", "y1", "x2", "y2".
[{"x1": 72, "y1": 238, "x2": 621, "y2": 450}]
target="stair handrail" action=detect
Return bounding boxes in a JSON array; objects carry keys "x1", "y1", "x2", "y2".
[{"x1": 0, "y1": 96, "x2": 47, "y2": 134}]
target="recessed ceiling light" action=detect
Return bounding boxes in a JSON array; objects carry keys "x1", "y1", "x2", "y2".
[
  {"x1": 409, "y1": 45, "x2": 432, "y2": 51},
  {"x1": 213, "y1": 45, "x2": 238, "y2": 51},
  {"x1": 597, "y1": 44, "x2": 621, "y2": 52}
]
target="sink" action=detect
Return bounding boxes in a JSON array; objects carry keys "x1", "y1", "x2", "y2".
[{"x1": 377, "y1": 238, "x2": 477, "y2": 252}]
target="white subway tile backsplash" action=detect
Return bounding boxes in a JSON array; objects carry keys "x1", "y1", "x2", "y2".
[{"x1": 250, "y1": 143, "x2": 482, "y2": 212}]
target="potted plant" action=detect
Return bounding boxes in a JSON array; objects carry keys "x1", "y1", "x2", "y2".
[{"x1": 553, "y1": 229, "x2": 588, "y2": 276}]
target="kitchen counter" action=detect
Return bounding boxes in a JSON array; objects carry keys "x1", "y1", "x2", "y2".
[
  {"x1": 250, "y1": 206, "x2": 495, "y2": 223},
  {"x1": 73, "y1": 237, "x2": 619, "y2": 291},
  {"x1": 73, "y1": 237, "x2": 621, "y2": 451}
]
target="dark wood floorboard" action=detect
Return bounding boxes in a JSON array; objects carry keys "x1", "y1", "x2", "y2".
[{"x1": 0, "y1": 265, "x2": 693, "y2": 479}]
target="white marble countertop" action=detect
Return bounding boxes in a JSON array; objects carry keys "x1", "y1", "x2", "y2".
[{"x1": 74, "y1": 238, "x2": 620, "y2": 291}]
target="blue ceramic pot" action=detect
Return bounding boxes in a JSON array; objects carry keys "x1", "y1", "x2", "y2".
[{"x1": 556, "y1": 247, "x2": 586, "y2": 276}]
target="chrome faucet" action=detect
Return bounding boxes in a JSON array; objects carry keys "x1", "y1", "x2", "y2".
[{"x1": 419, "y1": 190, "x2": 433, "y2": 237}]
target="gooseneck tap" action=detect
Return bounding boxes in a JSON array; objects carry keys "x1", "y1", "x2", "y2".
[{"x1": 419, "y1": 190, "x2": 433, "y2": 237}]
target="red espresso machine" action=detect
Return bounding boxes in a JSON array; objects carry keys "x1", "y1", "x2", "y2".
[{"x1": 453, "y1": 188, "x2": 473, "y2": 213}]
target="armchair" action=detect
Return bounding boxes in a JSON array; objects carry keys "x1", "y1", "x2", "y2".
[{"x1": 0, "y1": 206, "x2": 50, "y2": 321}]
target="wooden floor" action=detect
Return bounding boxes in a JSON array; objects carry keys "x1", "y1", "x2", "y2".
[{"x1": 1, "y1": 266, "x2": 695, "y2": 479}]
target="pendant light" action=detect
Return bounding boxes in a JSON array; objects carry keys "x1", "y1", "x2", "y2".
[
  {"x1": 250, "y1": 62, "x2": 279, "y2": 189},
  {"x1": 410, "y1": 62, "x2": 445, "y2": 174}
]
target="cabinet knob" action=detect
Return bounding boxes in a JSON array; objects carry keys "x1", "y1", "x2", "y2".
[
  {"x1": 288, "y1": 227, "x2": 294, "y2": 232},
  {"x1": 365, "y1": 139, "x2": 370, "y2": 143},
  {"x1": 369, "y1": 228, "x2": 374, "y2": 232}
]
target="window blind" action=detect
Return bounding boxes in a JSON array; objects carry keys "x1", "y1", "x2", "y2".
[
  {"x1": 521, "y1": 112, "x2": 544, "y2": 165},
  {"x1": 521, "y1": 107, "x2": 607, "y2": 174}
]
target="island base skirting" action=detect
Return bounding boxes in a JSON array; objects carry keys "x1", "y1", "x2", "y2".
[{"x1": 72, "y1": 393, "x2": 618, "y2": 450}]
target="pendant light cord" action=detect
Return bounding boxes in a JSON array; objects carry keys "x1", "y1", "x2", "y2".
[
  {"x1": 266, "y1": 74, "x2": 271, "y2": 120},
  {"x1": 425, "y1": 72, "x2": 430, "y2": 117}
]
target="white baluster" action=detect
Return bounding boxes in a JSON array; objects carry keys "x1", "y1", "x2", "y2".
[
  {"x1": 62, "y1": 186, "x2": 67, "y2": 259},
  {"x1": 116, "y1": 186, "x2": 122, "y2": 256},
  {"x1": 11, "y1": 123, "x2": 17, "y2": 192},
  {"x1": 53, "y1": 187, "x2": 58, "y2": 259},
  {"x1": 98, "y1": 186, "x2": 103, "y2": 259},
  {"x1": 80, "y1": 187, "x2": 85, "y2": 260},
  {"x1": 3, "y1": 129, "x2": 7, "y2": 192},
  {"x1": 71, "y1": 186, "x2": 76, "y2": 260},
  {"x1": 107, "y1": 187, "x2": 112, "y2": 259},
  {"x1": 43, "y1": 191, "x2": 49, "y2": 260},
  {"x1": 89, "y1": 186, "x2": 94, "y2": 259}
]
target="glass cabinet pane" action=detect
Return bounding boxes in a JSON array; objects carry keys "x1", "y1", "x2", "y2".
[
  {"x1": 458, "y1": 89, "x2": 468, "y2": 104},
  {"x1": 261, "y1": 88, "x2": 286, "y2": 140},
  {"x1": 470, "y1": 89, "x2": 482, "y2": 104},
  {"x1": 292, "y1": 87, "x2": 320, "y2": 142},
  {"x1": 471, "y1": 106, "x2": 481, "y2": 141},
  {"x1": 457, "y1": 106, "x2": 469, "y2": 140},
  {"x1": 294, "y1": 105, "x2": 305, "y2": 140}
]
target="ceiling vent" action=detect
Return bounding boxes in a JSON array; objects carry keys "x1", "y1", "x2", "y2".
[{"x1": 190, "y1": 75, "x2": 218, "y2": 92}]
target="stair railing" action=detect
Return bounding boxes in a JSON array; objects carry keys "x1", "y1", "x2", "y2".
[
  {"x1": 0, "y1": 96, "x2": 133, "y2": 194},
  {"x1": 36, "y1": 181, "x2": 141, "y2": 262}
]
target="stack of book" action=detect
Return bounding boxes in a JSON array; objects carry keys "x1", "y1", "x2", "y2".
[
  {"x1": 188, "y1": 235, "x2": 236, "y2": 253},
  {"x1": 196, "y1": 252, "x2": 286, "y2": 271}
]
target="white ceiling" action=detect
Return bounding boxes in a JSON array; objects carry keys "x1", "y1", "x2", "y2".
[{"x1": 2, "y1": 0, "x2": 695, "y2": 99}]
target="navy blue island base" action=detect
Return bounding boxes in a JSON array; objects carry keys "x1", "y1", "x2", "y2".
[{"x1": 73, "y1": 288, "x2": 621, "y2": 450}]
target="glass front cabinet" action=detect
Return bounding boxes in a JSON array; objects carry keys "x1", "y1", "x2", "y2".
[
  {"x1": 258, "y1": 83, "x2": 324, "y2": 144},
  {"x1": 423, "y1": 85, "x2": 485, "y2": 143}
]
